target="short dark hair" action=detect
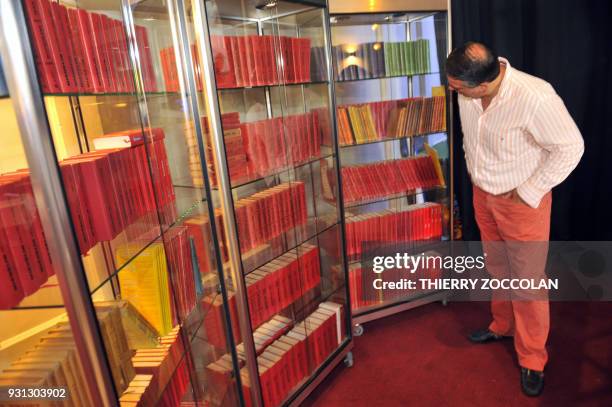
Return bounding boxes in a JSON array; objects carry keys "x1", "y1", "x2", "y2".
[{"x1": 445, "y1": 41, "x2": 500, "y2": 87}]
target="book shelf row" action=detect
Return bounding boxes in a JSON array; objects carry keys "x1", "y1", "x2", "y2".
[
  {"x1": 203, "y1": 301, "x2": 343, "y2": 407},
  {"x1": 341, "y1": 155, "x2": 444, "y2": 204},
  {"x1": 345, "y1": 203, "x2": 444, "y2": 259},
  {"x1": 211, "y1": 35, "x2": 313, "y2": 89},
  {"x1": 205, "y1": 111, "x2": 323, "y2": 187},
  {"x1": 337, "y1": 96, "x2": 446, "y2": 146},
  {"x1": 24, "y1": 0, "x2": 157, "y2": 94},
  {"x1": 333, "y1": 39, "x2": 430, "y2": 81},
  {"x1": 348, "y1": 261, "x2": 444, "y2": 311}
]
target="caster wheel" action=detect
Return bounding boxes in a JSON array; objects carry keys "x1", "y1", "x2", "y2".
[
  {"x1": 344, "y1": 351, "x2": 354, "y2": 368},
  {"x1": 353, "y1": 324, "x2": 364, "y2": 337},
  {"x1": 441, "y1": 299, "x2": 448, "y2": 306}
]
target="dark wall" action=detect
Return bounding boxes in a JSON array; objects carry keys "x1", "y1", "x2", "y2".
[{"x1": 450, "y1": 0, "x2": 612, "y2": 240}]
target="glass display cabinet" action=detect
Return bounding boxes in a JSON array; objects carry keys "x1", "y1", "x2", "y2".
[
  {"x1": 194, "y1": 0, "x2": 353, "y2": 405},
  {"x1": 0, "y1": 0, "x2": 353, "y2": 406},
  {"x1": 329, "y1": 10, "x2": 453, "y2": 335}
]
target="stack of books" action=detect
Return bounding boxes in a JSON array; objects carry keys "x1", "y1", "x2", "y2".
[
  {"x1": 383, "y1": 39, "x2": 430, "y2": 77},
  {"x1": 164, "y1": 226, "x2": 197, "y2": 321},
  {"x1": 345, "y1": 203, "x2": 443, "y2": 258},
  {"x1": 0, "y1": 310, "x2": 133, "y2": 403},
  {"x1": 92, "y1": 128, "x2": 177, "y2": 229},
  {"x1": 341, "y1": 156, "x2": 443, "y2": 204},
  {"x1": 234, "y1": 182, "x2": 307, "y2": 252},
  {"x1": 0, "y1": 171, "x2": 54, "y2": 308},
  {"x1": 204, "y1": 111, "x2": 322, "y2": 186},
  {"x1": 240, "y1": 302, "x2": 344, "y2": 407},
  {"x1": 349, "y1": 255, "x2": 445, "y2": 309},
  {"x1": 336, "y1": 96, "x2": 446, "y2": 145},
  {"x1": 24, "y1": 0, "x2": 157, "y2": 94},
  {"x1": 117, "y1": 241, "x2": 174, "y2": 336},
  {"x1": 246, "y1": 244, "x2": 321, "y2": 328},
  {"x1": 210, "y1": 35, "x2": 312, "y2": 88}
]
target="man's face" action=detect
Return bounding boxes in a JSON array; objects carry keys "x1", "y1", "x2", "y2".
[{"x1": 447, "y1": 76, "x2": 487, "y2": 98}]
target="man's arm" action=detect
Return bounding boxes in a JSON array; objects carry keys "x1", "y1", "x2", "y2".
[{"x1": 516, "y1": 93, "x2": 584, "y2": 208}]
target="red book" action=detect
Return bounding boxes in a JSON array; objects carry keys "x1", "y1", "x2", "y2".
[
  {"x1": 0, "y1": 222, "x2": 24, "y2": 308},
  {"x1": 103, "y1": 16, "x2": 123, "y2": 92},
  {"x1": 0, "y1": 178, "x2": 47, "y2": 295},
  {"x1": 94, "y1": 14, "x2": 118, "y2": 92},
  {"x1": 48, "y1": 1, "x2": 80, "y2": 92},
  {"x1": 53, "y1": 3, "x2": 85, "y2": 93},
  {"x1": 36, "y1": 0, "x2": 77, "y2": 93},
  {"x1": 229, "y1": 36, "x2": 244, "y2": 88},
  {"x1": 22, "y1": 0, "x2": 62, "y2": 93},
  {"x1": 210, "y1": 35, "x2": 236, "y2": 88},
  {"x1": 242, "y1": 36, "x2": 257, "y2": 86},
  {"x1": 73, "y1": 9, "x2": 104, "y2": 93},
  {"x1": 250, "y1": 36, "x2": 263, "y2": 86},
  {"x1": 88, "y1": 13, "x2": 111, "y2": 92},
  {"x1": 17, "y1": 176, "x2": 54, "y2": 278},
  {"x1": 115, "y1": 19, "x2": 134, "y2": 92},
  {"x1": 236, "y1": 36, "x2": 251, "y2": 87},
  {"x1": 135, "y1": 25, "x2": 157, "y2": 92}
]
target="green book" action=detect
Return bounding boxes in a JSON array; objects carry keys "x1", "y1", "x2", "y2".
[{"x1": 384, "y1": 42, "x2": 391, "y2": 77}]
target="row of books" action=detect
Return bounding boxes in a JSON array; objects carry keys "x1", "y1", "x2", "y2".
[
  {"x1": 345, "y1": 203, "x2": 443, "y2": 258},
  {"x1": 234, "y1": 181, "x2": 307, "y2": 253},
  {"x1": 117, "y1": 228, "x2": 197, "y2": 337},
  {"x1": 0, "y1": 171, "x2": 53, "y2": 308},
  {"x1": 164, "y1": 226, "x2": 198, "y2": 321},
  {"x1": 24, "y1": 0, "x2": 157, "y2": 94},
  {"x1": 240, "y1": 302, "x2": 344, "y2": 407},
  {"x1": 205, "y1": 111, "x2": 322, "y2": 186},
  {"x1": 333, "y1": 39, "x2": 430, "y2": 81},
  {"x1": 0, "y1": 322, "x2": 95, "y2": 404},
  {"x1": 337, "y1": 96, "x2": 446, "y2": 145},
  {"x1": 130, "y1": 327, "x2": 189, "y2": 406},
  {"x1": 0, "y1": 307, "x2": 134, "y2": 404},
  {"x1": 206, "y1": 315, "x2": 293, "y2": 404},
  {"x1": 384, "y1": 40, "x2": 431, "y2": 77},
  {"x1": 349, "y1": 260, "x2": 444, "y2": 310},
  {"x1": 77, "y1": 128, "x2": 176, "y2": 252},
  {"x1": 246, "y1": 244, "x2": 321, "y2": 328},
  {"x1": 341, "y1": 156, "x2": 443, "y2": 204},
  {"x1": 211, "y1": 35, "x2": 312, "y2": 88}
]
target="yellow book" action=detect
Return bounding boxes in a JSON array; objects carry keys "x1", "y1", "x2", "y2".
[{"x1": 117, "y1": 243, "x2": 173, "y2": 336}]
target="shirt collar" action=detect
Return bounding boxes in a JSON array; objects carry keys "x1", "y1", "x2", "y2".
[{"x1": 497, "y1": 57, "x2": 511, "y2": 99}]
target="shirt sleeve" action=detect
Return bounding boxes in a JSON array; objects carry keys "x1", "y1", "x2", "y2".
[{"x1": 516, "y1": 93, "x2": 584, "y2": 208}]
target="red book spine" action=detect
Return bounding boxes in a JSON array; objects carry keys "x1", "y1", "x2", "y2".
[
  {"x1": 20, "y1": 178, "x2": 54, "y2": 278},
  {"x1": 39, "y1": 0, "x2": 77, "y2": 93},
  {"x1": 229, "y1": 36, "x2": 243, "y2": 88},
  {"x1": 88, "y1": 13, "x2": 111, "y2": 92},
  {"x1": 103, "y1": 16, "x2": 122, "y2": 92},
  {"x1": 247, "y1": 35, "x2": 259, "y2": 86},
  {"x1": 98, "y1": 14, "x2": 118, "y2": 92},
  {"x1": 235, "y1": 36, "x2": 248, "y2": 87},
  {"x1": 56, "y1": 4, "x2": 86, "y2": 93},
  {"x1": 115, "y1": 19, "x2": 134, "y2": 92},
  {"x1": 74, "y1": 9, "x2": 104, "y2": 93},
  {"x1": 22, "y1": 0, "x2": 61, "y2": 93},
  {"x1": 0, "y1": 223, "x2": 24, "y2": 308}
]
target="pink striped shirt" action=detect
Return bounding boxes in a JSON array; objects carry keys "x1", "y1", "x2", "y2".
[{"x1": 458, "y1": 57, "x2": 584, "y2": 208}]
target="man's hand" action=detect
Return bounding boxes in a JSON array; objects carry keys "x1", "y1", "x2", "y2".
[{"x1": 500, "y1": 189, "x2": 529, "y2": 206}]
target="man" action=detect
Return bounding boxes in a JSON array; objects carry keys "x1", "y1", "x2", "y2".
[{"x1": 445, "y1": 42, "x2": 584, "y2": 396}]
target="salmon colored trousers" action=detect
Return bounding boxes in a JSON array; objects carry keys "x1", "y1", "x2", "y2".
[{"x1": 473, "y1": 185, "x2": 552, "y2": 371}]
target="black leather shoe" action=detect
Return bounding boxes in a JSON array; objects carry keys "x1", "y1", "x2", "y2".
[
  {"x1": 468, "y1": 329, "x2": 507, "y2": 343},
  {"x1": 521, "y1": 368, "x2": 544, "y2": 397}
]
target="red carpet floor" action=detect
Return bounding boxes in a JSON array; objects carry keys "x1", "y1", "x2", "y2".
[{"x1": 302, "y1": 301, "x2": 612, "y2": 407}]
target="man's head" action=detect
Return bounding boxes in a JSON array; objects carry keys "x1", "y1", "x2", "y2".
[{"x1": 445, "y1": 42, "x2": 500, "y2": 98}]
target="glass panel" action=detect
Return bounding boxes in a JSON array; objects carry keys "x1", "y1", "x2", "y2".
[
  {"x1": 203, "y1": 1, "x2": 350, "y2": 406},
  {"x1": 330, "y1": 11, "x2": 451, "y2": 315},
  {"x1": 0, "y1": 57, "x2": 97, "y2": 405}
]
